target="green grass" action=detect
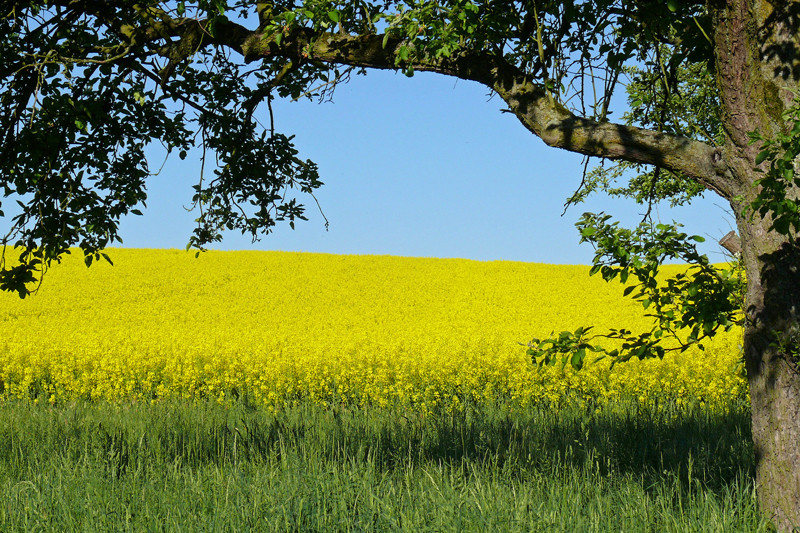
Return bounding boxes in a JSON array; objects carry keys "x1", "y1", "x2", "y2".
[{"x1": 0, "y1": 399, "x2": 770, "y2": 532}]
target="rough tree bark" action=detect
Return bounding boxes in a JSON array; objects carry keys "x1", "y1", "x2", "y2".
[
  {"x1": 713, "y1": 2, "x2": 800, "y2": 530},
  {"x1": 736, "y1": 214, "x2": 800, "y2": 532}
]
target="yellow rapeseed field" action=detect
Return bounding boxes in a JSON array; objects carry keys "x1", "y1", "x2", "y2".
[{"x1": 0, "y1": 249, "x2": 746, "y2": 411}]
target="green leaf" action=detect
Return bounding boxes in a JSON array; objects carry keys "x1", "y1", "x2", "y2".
[
  {"x1": 622, "y1": 285, "x2": 635, "y2": 297},
  {"x1": 398, "y1": 45, "x2": 409, "y2": 62},
  {"x1": 328, "y1": 10, "x2": 340, "y2": 23},
  {"x1": 667, "y1": 0, "x2": 678, "y2": 12},
  {"x1": 571, "y1": 348, "x2": 586, "y2": 370}
]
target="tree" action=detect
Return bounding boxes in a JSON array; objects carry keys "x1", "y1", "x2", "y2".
[{"x1": 1, "y1": 0, "x2": 799, "y2": 528}]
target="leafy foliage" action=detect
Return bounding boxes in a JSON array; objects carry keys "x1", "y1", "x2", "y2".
[
  {"x1": 567, "y1": 49, "x2": 721, "y2": 208},
  {"x1": 1, "y1": 1, "x2": 326, "y2": 296},
  {"x1": 528, "y1": 214, "x2": 744, "y2": 370},
  {"x1": 543, "y1": 35, "x2": 743, "y2": 374},
  {"x1": 745, "y1": 92, "x2": 800, "y2": 236},
  {"x1": 1, "y1": 5, "x2": 191, "y2": 296}
]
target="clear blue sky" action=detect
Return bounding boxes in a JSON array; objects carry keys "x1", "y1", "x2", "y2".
[{"x1": 117, "y1": 69, "x2": 733, "y2": 265}]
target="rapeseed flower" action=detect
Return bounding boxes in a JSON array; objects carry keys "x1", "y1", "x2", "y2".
[{"x1": 0, "y1": 250, "x2": 746, "y2": 411}]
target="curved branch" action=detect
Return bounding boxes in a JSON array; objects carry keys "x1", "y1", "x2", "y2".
[
  {"x1": 501, "y1": 88, "x2": 737, "y2": 200},
  {"x1": 19, "y1": 2, "x2": 740, "y2": 200},
  {"x1": 236, "y1": 27, "x2": 738, "y2": 200}
]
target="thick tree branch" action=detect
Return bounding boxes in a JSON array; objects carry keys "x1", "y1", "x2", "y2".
[
  {"x1": 20, "y1": 3, "x2": 739, "y2": 200},
  {"x1": 492, "y1": 79, "x2": 736, "y2": 199},
  {"x1": 234, "y1": 27, "x2": 738, "y2": 200}
]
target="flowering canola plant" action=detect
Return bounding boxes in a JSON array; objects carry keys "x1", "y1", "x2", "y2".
[{"x1": 0, "y1": 249, "x2": 746, "y2": 411}]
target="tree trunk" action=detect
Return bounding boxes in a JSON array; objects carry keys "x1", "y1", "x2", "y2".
[
  {"x1": 736, "y1": 211, "x2": 800, "y2": 531},
  {"x1": 714, "y1": 1, "x2": 800, "y2": 527}
]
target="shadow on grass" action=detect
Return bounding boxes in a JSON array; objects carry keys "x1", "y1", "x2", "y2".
[{"x1": 0, "y1": 398, "x2": 753, "y2": 495}]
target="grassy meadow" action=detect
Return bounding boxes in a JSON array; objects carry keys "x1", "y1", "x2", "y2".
[{"x1": 0, "y1": 249, "x2": 768, "y2": 531}]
